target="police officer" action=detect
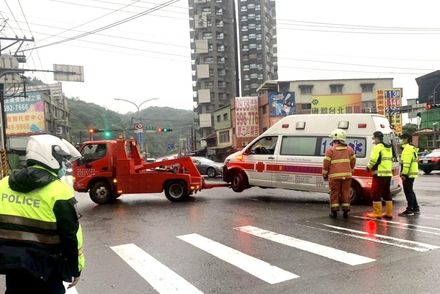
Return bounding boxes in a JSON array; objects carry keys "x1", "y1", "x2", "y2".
[
  {"x1": 366, "y1": 131, "x2": 394, "y2": 219},
  {"x1": 323, "y1": 129, "x2": 356, "y2": 218},
  {"x1": 0, "y1": 135, "x2": 85, "y2": 294},
  {"x1": 398, "y1": 133, "x2": 420, "y2": 216}
]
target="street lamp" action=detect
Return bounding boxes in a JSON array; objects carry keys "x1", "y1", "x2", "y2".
[
  {"x1": 114, "y1": 97, "x2": 159, "y2": 114},
  {"x1": 114, "y1": 97, "x2": 159, "y2": 152}
]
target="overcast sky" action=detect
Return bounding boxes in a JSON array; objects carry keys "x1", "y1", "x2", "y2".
[{"x1": 1, "y1": 0, "x2": 439, "y2": 114}]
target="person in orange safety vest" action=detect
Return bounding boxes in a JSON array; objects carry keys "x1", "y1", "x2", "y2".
[{"x1": 323, "y1": 129, "x2": 356, "y2": 219}]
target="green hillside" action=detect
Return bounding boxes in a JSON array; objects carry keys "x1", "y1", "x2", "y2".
[{"x1": 67, "y1": 98, "x2": 195, "y2": 158}]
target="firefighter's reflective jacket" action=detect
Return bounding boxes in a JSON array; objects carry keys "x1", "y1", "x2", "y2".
[
  {"x1": 0, "y1": 166, "x2": 84, "y2": 281},
  {"x1": 323, "y1": 143, "x2": 356, "y2": 179}
]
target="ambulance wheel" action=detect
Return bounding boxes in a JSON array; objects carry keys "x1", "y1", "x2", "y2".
[
  {"x1": 165, "y1": 181, "x2": 189, "y2": 202},
  {"x1": 350, "y1": 182, "x2": 362, "y2": 204},
  {"x1": 90, "y1": 182, "x2": 113, "y2": 204},
  {"x1": 231, "y1": 171, "x2": 247, "y2": 193}
]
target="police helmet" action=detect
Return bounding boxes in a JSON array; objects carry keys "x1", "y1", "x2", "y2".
[{"x1": 26, "y1": 134, "x2": 81, "y2": 171}]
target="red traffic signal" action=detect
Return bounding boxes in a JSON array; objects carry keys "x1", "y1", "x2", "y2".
[
  {"x1": 157, "y1": 128, "x2": 163, "y2": 132},
  {"x1": 157, "y1": 128, "x2": 173, "y2": 132},
  {"x1": 88, "y1": 128, "x2": 95, "y2": 134}
]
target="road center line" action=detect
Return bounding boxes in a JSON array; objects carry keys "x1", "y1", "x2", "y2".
[
  {"x1": 177, "y1": 233, "x2": 299, "y2": 284},
  {"x1": 111, "y1": 243, "x2": 203, "y2": 294},
  {"x1": 234, "y1": 225, "x2": 375, "y2": 266},
  {"x1": 352, "y1": 216, "x2": 440, "y2": 232},
  {"x1": 321, "y1": 224, "x2": 439, "y2": 252}
]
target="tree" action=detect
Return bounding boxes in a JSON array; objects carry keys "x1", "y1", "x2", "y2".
[{"x1": 402, "y1": 123, "x2": 418, "y2": 135}]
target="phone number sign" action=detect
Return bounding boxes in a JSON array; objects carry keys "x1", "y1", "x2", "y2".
[{"x1": 235, "y1": 96, "x2": 259, "y2": 138}]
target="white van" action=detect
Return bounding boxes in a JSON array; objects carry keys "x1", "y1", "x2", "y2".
[{"x1": 223, "y1": 114, "x2": 401, "y2": 203}]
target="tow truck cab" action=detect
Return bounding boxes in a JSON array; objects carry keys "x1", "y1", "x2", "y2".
[{"x1": 73, "y1": 139, "x2": 204, "y2": 204}]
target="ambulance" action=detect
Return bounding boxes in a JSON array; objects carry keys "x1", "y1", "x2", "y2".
[{"x1": 223, "y1": 114, "x2": 401, "y2": 203}]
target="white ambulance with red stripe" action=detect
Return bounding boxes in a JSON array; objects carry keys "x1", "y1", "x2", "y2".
[{"x1": 223, "y1": 114, "x2": 401, "y2": 203}]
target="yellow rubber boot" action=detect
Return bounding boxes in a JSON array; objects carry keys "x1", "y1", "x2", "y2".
[
  {"x1": 367, "y1": 201, "x2": 383, "y2": 219},
  {"x1": 383, "y1": 201, "x2": 393, "y2": 219}
]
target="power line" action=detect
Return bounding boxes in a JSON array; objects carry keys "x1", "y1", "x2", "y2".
[
  {"x1": 49, "y1": 0, "x2": 189, "y2": 22},
  {"x1": 279, "y1": 64, "x2": 425, "y2": 75},
  {"x1": 278, "y1": 57, "x2": 434, "y2": 71},
  {"x1": 11, "y1": 19, "x2": 188, "y2": 49},
  {"x1": 2, "y1": 0, "x2": 25, "y2": 35},
  {"x1": 22, "y1": 0, "x2": 181, "y2": 51},
  {"x1": 0, "y1": 10, "x2": 17, "y2": 36},
  {"x1": 41, "y1": 0, "x2": 144, "y2": 43},
  {"x1": 277, "y1": 18, "x2": 440, "y2": 32}
]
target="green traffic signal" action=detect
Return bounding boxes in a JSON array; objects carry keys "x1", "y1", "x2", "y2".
[{"x1": 104, "y1": 131, "x2": 112, "y2": 138}]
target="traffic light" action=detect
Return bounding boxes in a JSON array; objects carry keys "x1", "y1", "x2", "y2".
[
  {"x1": 103, "y1": 131, "x2": 112, "y2": 138},
  {"x1": 426, "y1": 103, "x2": 439, "y2": 110},
  {"x1": 88, "y1": 128, "x2": 95, "y2": 134},
  {"x1": 157, "y1": 128, "x2": 173, "y2": 132}
]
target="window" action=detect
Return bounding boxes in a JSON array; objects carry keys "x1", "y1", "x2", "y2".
[
  {"x1": 299, "y1": 85, "x2": 313, "y2": 94},
  {"x1": 217, "y1": 115, "x2": 221, "y2": 122},
  {"x1": 250, "y1": 73, "x2": 258, "y2": 79},
  {"x1": 330, "y1": 84, "x2": 343, "y2": 93},
  {"x1": 247, "y1": 136, "x2": 278, "y2": 155},
  {"x1": 281, "y1": 137, "x2": 317, "y2": 156},
  {"x1": 242, "y1": 35, "x2": 249, "y2": 41},
  {"x1": 243, "y1": 64, "x2": 249, "y2": 71},
  {"x1": 202, "y1": 32, "x2": 212, "y2": 39},
  {"x1": 241, "y1": 6, "x2": 247, "y2": 12},
  {"x1": 241, "y1": 16, "x2": 247, "y2": 21},
  {"x1": 249, "y1": 33, "x2": 256, "y2": 39},
  {"x1": 223, "y1": 113, "x2": 228, "y2": 120},
  {"x1": 247, "y1": 3, "x2": 255, "y2": 9},
  {"x1": 217, "y1": 44, "x2": 225, "y2": 52},
  {"x1": 80, "y1": 144, "x2": 107, "y2": 164},
  {"x1": 216, "y1": 20, "x2": 224, "y2": 27},
  {"x1": 248, "y1": 14, "x2": 255, "y2": 19},
  {"x1": 241, "y1": 26, "x2": 248, "y2": 32},
  {"x1": 301, "y1": 103, "x2": 311, "y2": 110},
  {"x1": 216, "y1": 8, "x2": 222, "y2": 15},
  {"x1": 216, "y1": 32, "x2": 224, "y2": 40},
  {"x1": 361, "y1": 83, "x2": 374, "y2": 93},
  {"x1": 244, "y1": 74, "x2": 250, "y2": 80},
  {"x1": 248, "y1": 23, "x2": 256, "y2": 29},
  {"x1": 219, "y1": 130, "x2": 230, "y2": 143},
  {"x1": 319, "y1": 137, "x2": 366, "y2": 158}
]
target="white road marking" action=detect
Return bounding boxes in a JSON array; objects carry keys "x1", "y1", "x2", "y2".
[
  {"x1": 321, "y1": 224, "x2": 439, "y2": 252},
  {"x1": 63, "y1": 283, "x2": 78, "y2": 294},
  {"x1": 352, "y1": 216, "x2": 440, "y2": 232},
  {"x1": 111, "y1": 243, "x2": 203, "y2": 294},
  {"x1": 235, "y1": 226, "x2": 375, "y2": 266},
  {"x1": 177, "y1": 233, "x2": 299, "y2": 284}
]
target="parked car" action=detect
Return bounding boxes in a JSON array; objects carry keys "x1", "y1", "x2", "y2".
[
  {"x1": 419, "y1": 150, "x2": 440, "y2": 174},
  {"x1": 191, "y1": 157, "x2": 223, "y2": 178}
]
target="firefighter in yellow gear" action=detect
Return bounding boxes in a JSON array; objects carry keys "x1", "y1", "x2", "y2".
[
  {"x1": 0, "y1": 135, "x2": 85, "y2": 294},
  {"x1": 366, "y1": 131, "x2": 394, "y2": 219},
  {"x1": 398, "y1": 133, "x2": 420, "y2": 216}
]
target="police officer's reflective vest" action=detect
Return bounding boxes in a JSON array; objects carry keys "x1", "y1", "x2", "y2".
[
  {"x1": 401, "y1": 143, "x2": 419, "y2": 178},
  {"x1": 0, "y1": 168, "x2": 84, "y2": 280},
  {"x1": 367, "y1": 142, "x2": 393, "y2": 177}
]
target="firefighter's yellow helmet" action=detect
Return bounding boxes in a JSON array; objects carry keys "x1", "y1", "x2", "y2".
[{"x1": 329, "y1": 129, "x2": 347, "y2": 142}]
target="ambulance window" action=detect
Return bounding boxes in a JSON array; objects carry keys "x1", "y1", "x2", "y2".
[
  {"x1": 248, "y1": 136, "x2": 278, "y2": 155},
  {"x1": 80, "y1": 144, "x2": 107, "y2": 163},
  {"x1": 281, "y1": 137, "x2": 318, "y2": 156},
  {"x1": 320, "y1": 137, "x2": 366, "y2": 158}
]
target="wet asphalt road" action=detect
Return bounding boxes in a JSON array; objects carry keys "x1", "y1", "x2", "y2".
[{"x1": 1, "y1": 173, "x2": 440, "y2": 294}]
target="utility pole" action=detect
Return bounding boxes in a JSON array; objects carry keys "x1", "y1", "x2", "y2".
[{"x1": 0, "y1": 36, "x2": 34, "y2": 150}]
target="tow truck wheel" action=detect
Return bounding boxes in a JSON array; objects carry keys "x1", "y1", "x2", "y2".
[
  {"x1": 90, "y1": 182, "x2": 113, "y2": 204},
  {"x1": 164, "y1": 181, "x2": 189, "y2": 202},
  {"x1": 207, "y1": 167, "x2": 217, "y2": 178},
  {"x1": 231, "y1": 171, "x2": 247, "y2": 193}
]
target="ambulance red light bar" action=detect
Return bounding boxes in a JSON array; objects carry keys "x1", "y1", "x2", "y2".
[
  {"x1": 358, "y1": 123, "x2": 367, "y2": 128},
  {"x1": 282, "y1": 124, "x2": 289, "y2": 128}
]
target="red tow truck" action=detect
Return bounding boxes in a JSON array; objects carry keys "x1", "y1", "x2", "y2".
[{"x1": 73, "y1": 138, "x2": 222, "y2": 204}]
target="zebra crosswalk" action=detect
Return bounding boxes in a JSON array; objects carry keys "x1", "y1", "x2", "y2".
[{"x1": 67, "y1": 214, "x2": 440, "y2": 294}]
